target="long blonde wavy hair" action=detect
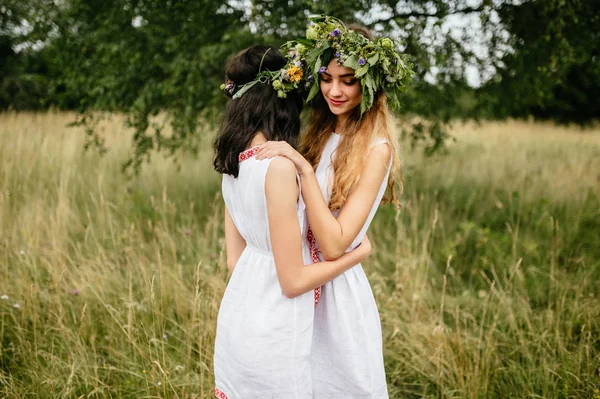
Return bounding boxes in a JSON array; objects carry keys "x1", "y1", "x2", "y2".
[{"x1": 301, "y1": 92, "x2": 403, "y2": 210}]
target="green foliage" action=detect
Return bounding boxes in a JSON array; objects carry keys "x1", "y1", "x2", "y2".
[
  {"x1": 32, "y1": 0, "x2": 260, "y2": 171},
  {"x1": 0, "y1": 2, "x2": 37, "y2": 109},
  {"x1": 479, "y1": 0, "x2": 600, "y2": 124},
  {"x1": 1, "y1": 0, "x2": 598, "y2": 168}
]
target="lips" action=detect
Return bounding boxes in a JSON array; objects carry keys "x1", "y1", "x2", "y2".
[{"x1": 328, "y1": 98, "x2": 346, "y2": 106}]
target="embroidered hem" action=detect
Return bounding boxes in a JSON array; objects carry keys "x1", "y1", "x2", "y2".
[{"x1": 215, "y1": 386, "x2": 229, "y2": 399}]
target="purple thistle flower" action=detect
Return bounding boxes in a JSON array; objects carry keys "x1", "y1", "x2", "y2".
[
  {"x1": 318, "y1": 66, "x2": 327, "y2": 74},
  {"x1": 335, "y1": 52, "x2": 341, "y2": 58},
  {"x1": 393, "y1": 59, "x2": 397, "y2": 65},
  {"x1": 331, "y1": 28, "x2": 341, "y2": 37},
  {"x1": 358, "y1": 58, "x2": 366, "y2": 66}
]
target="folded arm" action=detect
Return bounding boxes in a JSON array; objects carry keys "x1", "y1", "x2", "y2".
[
  {"x1": 258, "y1": 141, "x2": 390, "y2": 260},
  {"x1": 266, "y1": 157, "x2": 371, "y2": 298}
]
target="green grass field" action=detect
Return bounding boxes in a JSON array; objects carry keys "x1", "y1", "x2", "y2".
[{"x1": 1, "y1": 112, "x2": 599, "y2": 398}]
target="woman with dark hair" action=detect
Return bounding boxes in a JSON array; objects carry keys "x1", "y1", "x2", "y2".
[
  {"x1": 256, "y1": 17, "x2": 414, "y2": 398},
  {"x1": 212, "y1": 44, "x2": 371, "y2": 398}
]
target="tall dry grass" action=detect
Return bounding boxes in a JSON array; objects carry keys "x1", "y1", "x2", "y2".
[{"x1": 1, "y1": 112, "x2": 599, "y2": 398}]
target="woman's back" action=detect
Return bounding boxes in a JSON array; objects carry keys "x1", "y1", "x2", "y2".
[
  {"x1": 222, "y1": 148, "x2": 307, "y2": 254},
  {"x1": 215, "y1": 148, "x2": 314, "y2": 399}
]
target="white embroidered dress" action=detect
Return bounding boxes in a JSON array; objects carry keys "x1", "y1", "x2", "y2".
[
  {"x1": 312, "y1": 133, "x2": 390, "y2": 398},
  {"x1": 214, "y1": 147, "x2": 314, "y2": 399}
]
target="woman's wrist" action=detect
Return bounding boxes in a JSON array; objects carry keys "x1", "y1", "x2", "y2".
[{"x1": 298, "y1": 161, "x2": 314, "y2": 177}]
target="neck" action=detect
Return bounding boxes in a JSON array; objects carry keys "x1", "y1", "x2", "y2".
[
  {"x1": 249, "y1": 132, "x2": 267, "y2": 149},
  {"x1": 335, "y1": 114, "x2": 349, "y2": 135}
]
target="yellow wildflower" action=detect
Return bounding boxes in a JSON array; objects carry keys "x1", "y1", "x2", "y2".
[{"x1": 287, "y1": 66, "x2": 303, "y2": 83}]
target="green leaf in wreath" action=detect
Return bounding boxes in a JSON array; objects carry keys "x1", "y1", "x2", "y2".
[
  {"x1": 232, "y1": 81, "x2": 258, "y2": 99},
  {"x1": 306, "y1": 78, "x2": 320, "y2": 102},
  {"x1": 367, "y1": 53, "x2": 379, "y2": 66},
  {"x1": 343, "y1": 55, "x2": 360, "y2": 70},
  {"x1": 354, "y1": 65, "x2": 369, "y2": 78}
]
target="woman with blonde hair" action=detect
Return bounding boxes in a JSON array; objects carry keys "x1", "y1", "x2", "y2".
[{"x1": 256, "y1": 16, "x2": 413, "y2": 398}]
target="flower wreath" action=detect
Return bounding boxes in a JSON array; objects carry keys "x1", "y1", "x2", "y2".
[
  {"x1": 285, "y1": 15, "x2": 414, "y2": 114},
  {"x1": 220, "y1": 48, "x2": 305, "y2": 100},
  {"x1": 220, "y1": 15, "x2": 414, "y2": 113}
]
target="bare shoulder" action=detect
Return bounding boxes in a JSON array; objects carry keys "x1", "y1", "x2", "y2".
[
  {"x1": 266, "y1": 156, "x2": 296, "y2": 179},
  {"x1": 367, "y1": 140, "x2": 391, "y2": 160},
  {"x1": 265, "y1": 157, "x2": 298, "y2": 200}
]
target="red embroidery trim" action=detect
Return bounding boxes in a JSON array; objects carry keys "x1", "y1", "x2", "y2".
[
  {"x1": 238, "y1": 146, "x2": 260, "y2": 163},
  {"x1": 215, "y1": 387, "x2": 229, "y2": 399},
  {"x1": 307, "y1": 227, "x2": 322, "y2": 306}
]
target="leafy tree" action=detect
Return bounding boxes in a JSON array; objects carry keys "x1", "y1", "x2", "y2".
[
  {"x1": 0, "y1": 0, "x2": 41, "y2": 109},
  {"x1": 58, "y1": 0, "x2": 499, "y2": 164},
  {"x1": 479, "y1": 0, "x2": 600, "y2": 124},
  {"x1": 36, "y1": 0, "x2": 258, "y2": 170},
  {"x1": 2, "y1": 0, "x2": 598, "y2": 169}
]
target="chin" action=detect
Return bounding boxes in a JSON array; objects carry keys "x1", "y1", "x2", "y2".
[
  {"x1": 326, "y1": 103, "x2": 351, "y2": 116},
  {"x1": 328, "y1": 107, "x2": 344, "y2": 116}
]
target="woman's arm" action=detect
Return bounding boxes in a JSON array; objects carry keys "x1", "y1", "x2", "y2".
[
  {"x1": 258, "y1": 141, "x2": 390, "y2": 261},
  {"x1": 266, "y1": 157, "x2": 371, "y2": 298},
  {"x1": 224, "y1": 206, "x2": 246, "y2": 273}
]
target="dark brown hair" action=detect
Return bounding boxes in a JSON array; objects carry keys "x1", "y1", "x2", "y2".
[{"x1": 213, "y1": 45, "x2": 304, "y2": 177}]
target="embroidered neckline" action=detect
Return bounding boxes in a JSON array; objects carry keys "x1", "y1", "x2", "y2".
[{"x1": 238, "y1": 146, "x2": 260, "y2": 163}]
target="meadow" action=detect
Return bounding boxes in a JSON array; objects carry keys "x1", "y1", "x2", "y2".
[{"x1": 0, "y1": 112, "x2": 599, "y2": 398}]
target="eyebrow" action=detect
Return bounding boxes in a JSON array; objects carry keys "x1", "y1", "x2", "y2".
[{"x1": 322, "y1": 72, "x2": 356, "y2": 78}]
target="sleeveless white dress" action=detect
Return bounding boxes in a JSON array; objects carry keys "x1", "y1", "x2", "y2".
[
  {"x1": 214, "y1": 147, "x2": 314, "y2": 399},
  {"x1": 311, "y1": 133, "x2": 390, "y2": 398}
]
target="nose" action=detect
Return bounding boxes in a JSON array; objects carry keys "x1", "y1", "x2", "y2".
[{"x1": 329, "y1": 80, "x2": 343, "y2": 97}]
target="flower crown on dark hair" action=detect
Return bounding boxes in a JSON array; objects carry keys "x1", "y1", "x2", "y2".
[
  {"x1": 285, "y1": 15, "x2": 414, "y2": 114},
  {"x1": 220, "y1": 48, "x2": 305, "y2": 100}
]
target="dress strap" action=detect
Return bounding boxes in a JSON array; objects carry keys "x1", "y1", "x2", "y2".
[
  {"x1": 367, "y1": 137, "x2": 391, "y2": 168},
  {"x1": 369, "y1": 137, "x2": 388, "y2": 149}
]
